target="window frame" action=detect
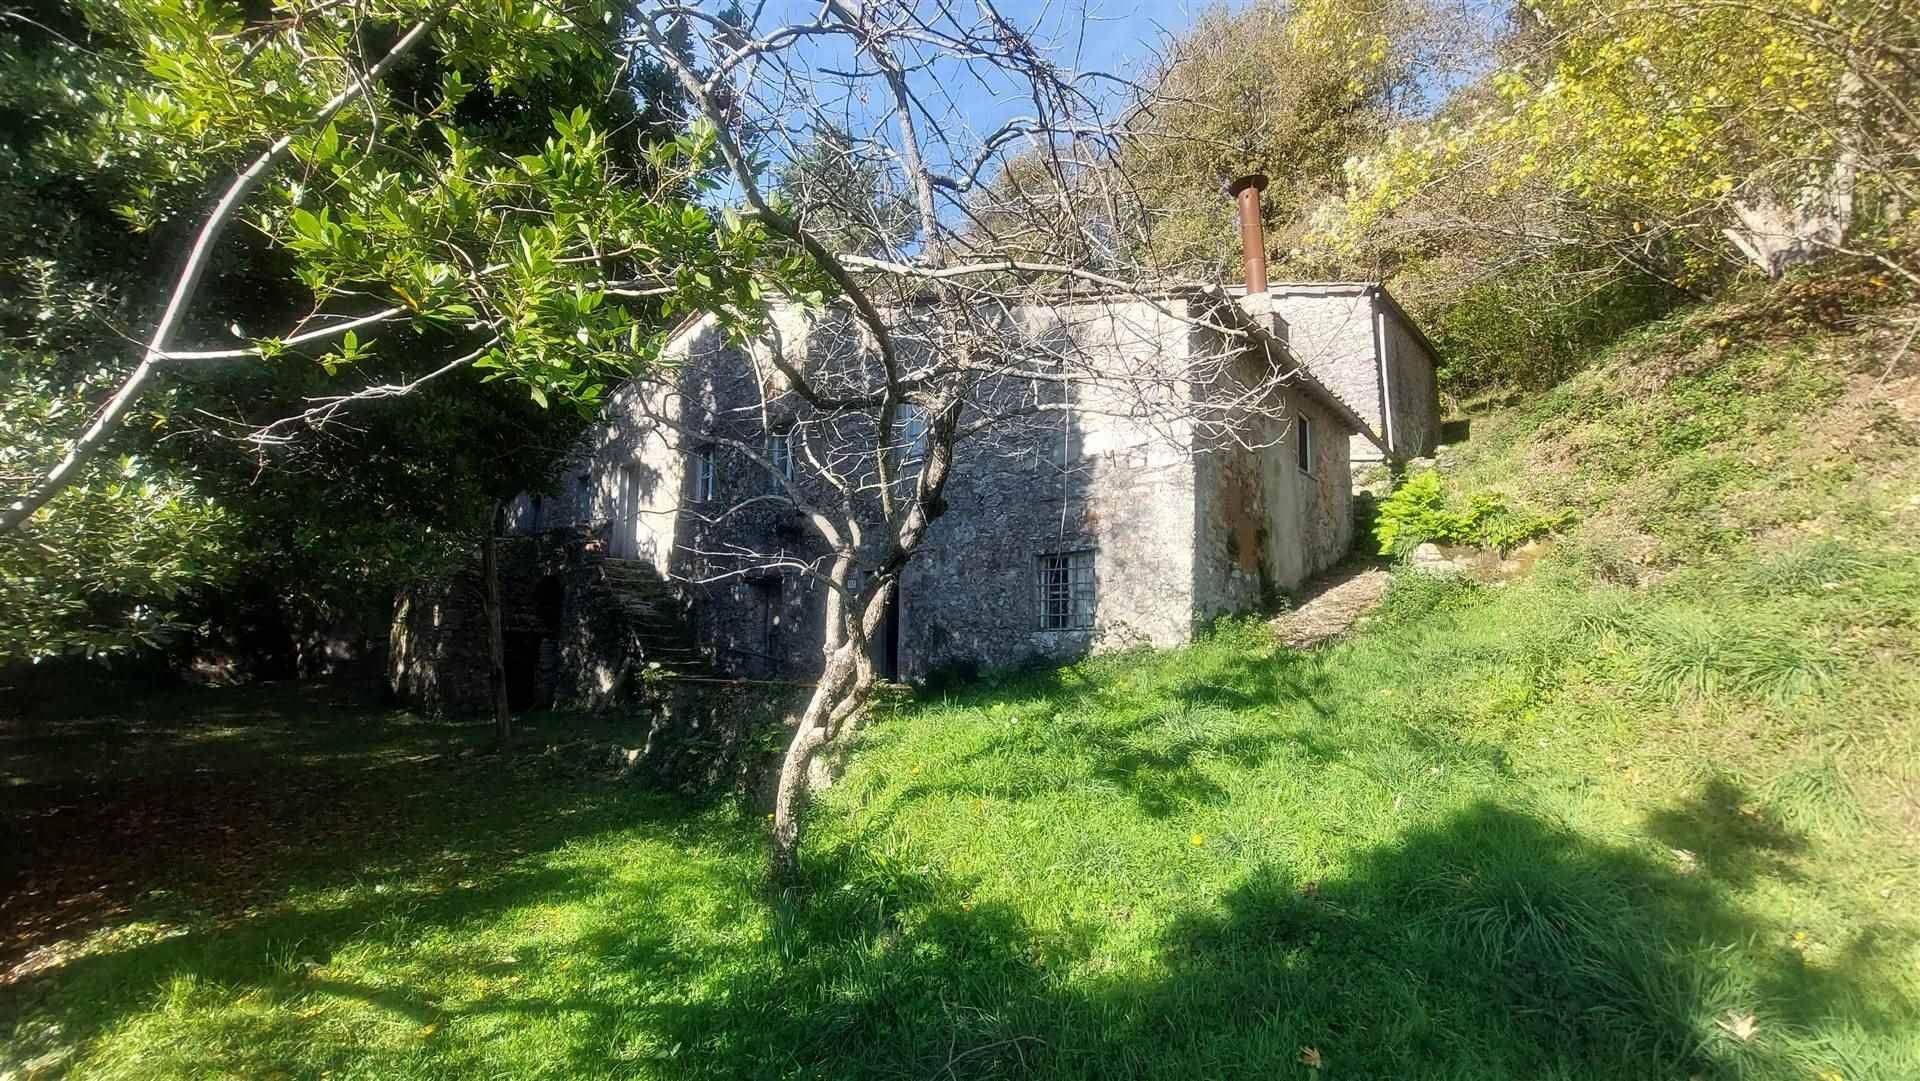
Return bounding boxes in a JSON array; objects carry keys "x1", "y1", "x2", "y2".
[
  {"x1": 1295, "y1": 413, "x2": 1315, "y2": 476},
  {"x1": 1035, "y1": 549, "x2": 1097, "y2": 632}
]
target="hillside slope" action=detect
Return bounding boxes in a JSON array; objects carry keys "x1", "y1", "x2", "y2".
[{"x1": 801, "y1": 280, "x2": 1920, "y2": 1078}]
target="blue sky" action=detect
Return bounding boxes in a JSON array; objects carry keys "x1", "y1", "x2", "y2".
[{"x1": 740, "y1": 0, "x2": 1215, "y2": 178}]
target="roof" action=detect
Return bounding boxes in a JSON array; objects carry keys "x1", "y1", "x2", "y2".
[{"x1": 1193, "y1": 288, "x2": 1386, "y2": 454}]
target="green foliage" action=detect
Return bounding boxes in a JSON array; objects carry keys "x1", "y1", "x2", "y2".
[
  {"x1": 0, "y1": 458, "x2": 232, "y2": 660},
  {"x1": 1314, "y1": 0, "x2": 1920, "y2": 287},
  {"x1": 1372, "y1": 471, "x2": 1572, "y2": 555},
  {"x1": 1420, "y1": 256, "x2": 1685, "y2": 396},
  {"x1": 0, "y1": 1, "x2": 830, "y2": 662},
  {"x1": 0, "y1": 3, "x2": 805, "y2": 672}
]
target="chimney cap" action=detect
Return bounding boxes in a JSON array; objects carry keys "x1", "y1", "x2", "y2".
[{"x1": 1227, "y1": 174, "x2": 1270, "y2": 196}]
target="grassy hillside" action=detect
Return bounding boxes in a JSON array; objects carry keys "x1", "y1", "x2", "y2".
[{"x1": 6, "y1": 281, "x2": 1917, "y2": 1079}]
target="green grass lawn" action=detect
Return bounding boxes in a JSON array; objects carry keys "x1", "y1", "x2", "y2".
[{"x1": 4, "y1": 284, "x2": 1918, "y2": 1079}]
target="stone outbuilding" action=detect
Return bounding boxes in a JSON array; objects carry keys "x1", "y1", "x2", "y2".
[{"x1": 390, "y1": 282, "x2": 1441, "y2": 708}]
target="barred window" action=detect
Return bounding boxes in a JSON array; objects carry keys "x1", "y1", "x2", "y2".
[
  {"x1": 768, "y1": 431, "x2": 793, "y2": 480},
  {"x1": 692, "y1": 447, "x2": 716, "y2": 501},
  {"x1": 1036, "y1": 550, "x2": 1096, "y2": 631}
]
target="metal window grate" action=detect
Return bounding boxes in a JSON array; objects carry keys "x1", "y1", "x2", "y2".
[
  {"x1": 768, "y1": 431, "x2": 792, "y2": 479},
  {"x1": 693, "y1": 448, "x2": 716, "y2": 501},
  {"x1": 1036, "y1": 550, "x2": 1095, "y2": 630}
]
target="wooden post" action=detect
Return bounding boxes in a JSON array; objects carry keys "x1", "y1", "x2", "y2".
[{"x1": 483, "y1": 498, "x2": 512, "y2": 749}]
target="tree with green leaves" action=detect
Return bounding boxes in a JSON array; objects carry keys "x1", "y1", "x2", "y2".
[
  {"x1": 1, "y1": 0, "x2": 791, "y2": 540},
  {"x1": 0, "y1": 1, "x2": 805, "y2": 669},
  {"x1": 1311, "y1": 0, "x2": 1920, "y2": 292}
]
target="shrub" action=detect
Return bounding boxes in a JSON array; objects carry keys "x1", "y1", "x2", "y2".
[{"x1": 1373, "y1": 472, "x2": 1572, "y2": 556}]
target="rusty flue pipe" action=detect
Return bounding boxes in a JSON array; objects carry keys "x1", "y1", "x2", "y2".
[{"x1": 1227, "y1": 174, "x2": 1270, "y2": 295}]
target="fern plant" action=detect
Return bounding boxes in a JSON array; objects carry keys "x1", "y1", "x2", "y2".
[{"x1": 1373, "y1": 471, "x2": 1573, "y2": 556}]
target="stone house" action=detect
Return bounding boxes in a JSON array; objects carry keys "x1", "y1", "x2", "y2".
[{"x1": 389, "y1": 284, "x2": 1438, "y2": 709}]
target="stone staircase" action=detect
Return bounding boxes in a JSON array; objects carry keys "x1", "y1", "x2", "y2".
[{"x1": 594, "y1": 558, "x2": 710, "y2": 675}]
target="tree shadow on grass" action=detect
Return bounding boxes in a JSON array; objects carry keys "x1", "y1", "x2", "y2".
[
  {"x1": 0, "y1": 683, "x2": 744, "y2": 1073},
  {"x1": 1642, "y1": 775, "x2": 1805, "y2": 887},
  {"x1": 10, "y1": 781, "x2": 1910, "y2": 1078},
  {"x1": 0, "y1": 683, "x2": 696, "y2": 977},
  {"x1": 616, "y1": 800, "x2": 1913, "y2": 1080}
]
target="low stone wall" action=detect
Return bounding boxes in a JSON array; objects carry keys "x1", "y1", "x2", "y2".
[
  {"x1": 632, "y1": 679, "x2": 812, "y2": 799},
  {"x1": 388, "y1": 530, "x2": 600, "y2": 715}
]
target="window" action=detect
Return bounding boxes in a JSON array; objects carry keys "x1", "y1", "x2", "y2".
[
  {"x1": 751, "y1": 576, "x2": 781, "y2": 658},
  {"x1": 767, "y1": 431, "x2": 793, "y2": 481},
  {"x1": 899, "y1": 404, "x2": 928, "y2": 463},
  {"x1": 692, "y1": 447, "x2": 716, "y2": 501},
  {"x1": 1036, "y1": 550, "x2": 1096, "y2": 631},
  {"x1": 1295, "y1": 414, "x2": 1315, "y2": 475}
]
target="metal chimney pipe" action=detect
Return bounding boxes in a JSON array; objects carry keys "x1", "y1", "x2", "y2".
[{"x1": 1227, "y1": 174, "x2": 1270, "y2": 295}]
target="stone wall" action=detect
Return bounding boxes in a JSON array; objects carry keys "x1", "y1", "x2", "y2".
[
  {"x1": 389, "y1": 532, "x2": 584, "y2": 715},
  {"x1": 900, "y1": 301, "x2": 1203, "y2": 678},
  {"x1": 389, "y1": 527, "x2": 696, "y2": 716},
  {"x1": 1378, "y1": 300, "x2": 1440, "y2": 459},
  {"x1": 1192, "y1": 383, "x2": 1355, "y2": 622}
]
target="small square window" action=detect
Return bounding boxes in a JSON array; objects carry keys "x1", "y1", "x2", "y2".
[
  {"x1": 1036, "y1": 550, "x2": 1096, "y2": 631},
  {"x1": 1295, "y1": 414, "x2": 1315, "y2": 475},
  {"x1": 768, "y1": 431, "x2": 793, "y2": 481},
  {"x1": 692, "y1": 447, "x2": 716, "y2": 501}
]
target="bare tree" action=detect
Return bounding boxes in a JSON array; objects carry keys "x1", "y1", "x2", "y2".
[{"x1": 631, "y1": 1, "x2": 1358, "y2": 878}]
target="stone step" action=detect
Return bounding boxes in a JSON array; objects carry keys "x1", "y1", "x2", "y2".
[
  {"x1": 590, "y1": 558, "x2": 711, "y2": 674},
  {"x1": 608, "y1": 605, "x2": 685, "y2": 628},
  {"x1": 600, "y1": 568, "x2": 674, "y2": 586}
]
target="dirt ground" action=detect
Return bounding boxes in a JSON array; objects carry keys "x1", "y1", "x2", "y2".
[{"x1": 1268, "y1": 563, "x2": 1392, "y2": 649}]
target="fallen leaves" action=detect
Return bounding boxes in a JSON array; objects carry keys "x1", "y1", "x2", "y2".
[
  {"x1": 1299, "y1": 1045, "x2": 1323, "y2": 1069},
  {"x1": 1716, "y1": 1009, "x2": 1760, "y2": 1042}
]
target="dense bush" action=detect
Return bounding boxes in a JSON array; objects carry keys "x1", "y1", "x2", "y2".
[
  {"x1": 1422, "y1": 258, "x2": 1684, "y2": 397},
  {"x1": 1373, "y1": 471, "x2": 1572, "y2": 556}
]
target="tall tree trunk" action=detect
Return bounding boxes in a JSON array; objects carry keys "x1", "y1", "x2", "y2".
[{"x1": 482, "y1": 499, "x2": 512, "y2": 750}]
